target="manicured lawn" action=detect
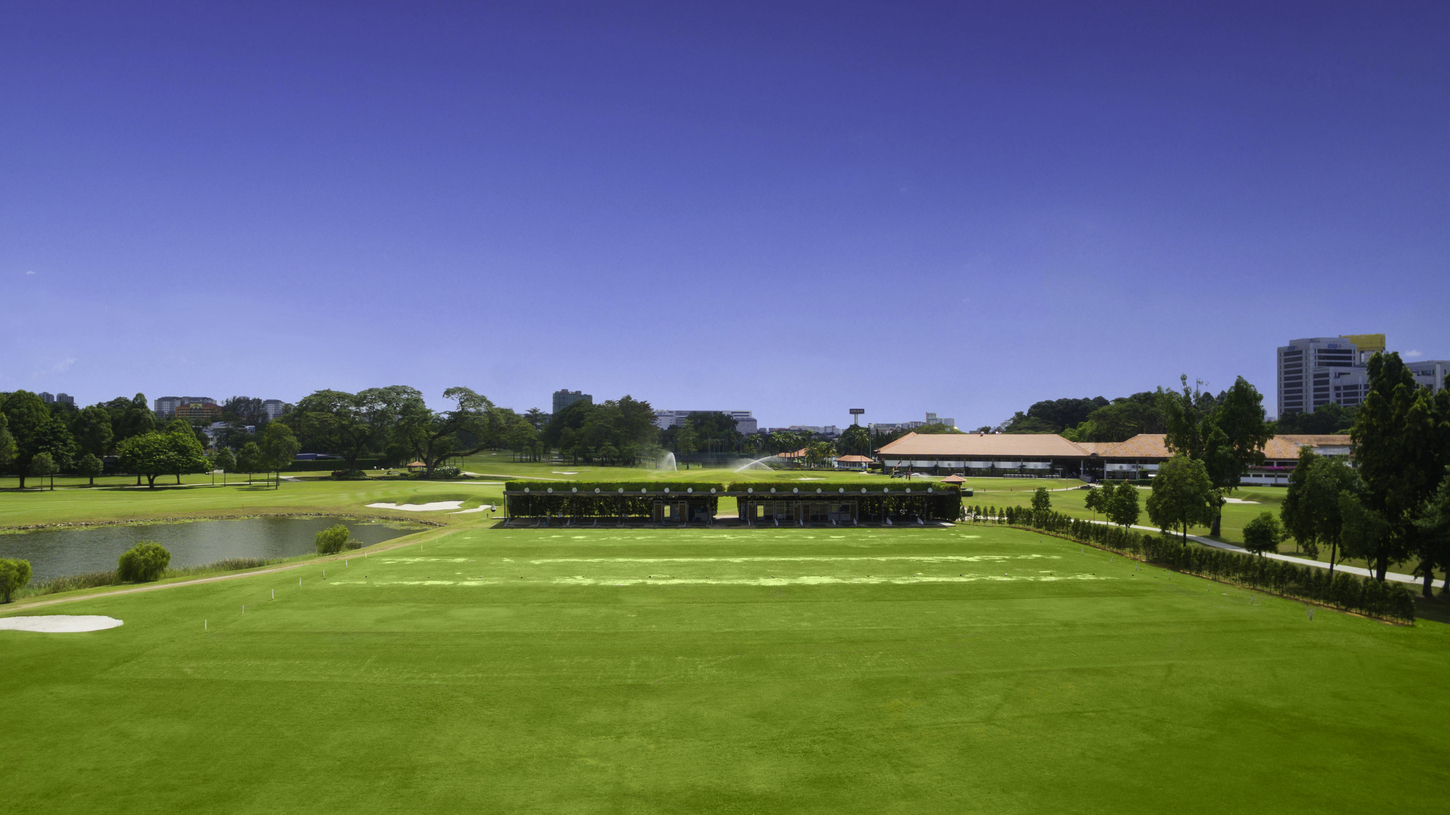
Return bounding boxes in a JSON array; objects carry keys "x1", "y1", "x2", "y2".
[
  {"x1": 0, "y1": 478, "x2": 505, "y2": 528},
  {"x1": 3, "y1": 524, "x2": 1445, "y2": 813}
]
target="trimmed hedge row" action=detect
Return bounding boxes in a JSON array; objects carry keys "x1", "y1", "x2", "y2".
[
  {"x1": 504, "y1": 481, "x2": 726, "y2": 495},
  {"x1": 965, "y1": 504, "x2": 1416, "y2": 624},
  {"x1": 726, "y1": 481, "x2": 957, "y2": 495},
  {"x1": 505, "y1": 482, "x2": 723, "y2": 519}
]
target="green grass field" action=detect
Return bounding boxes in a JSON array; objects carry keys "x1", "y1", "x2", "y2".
[{"x1": 3, "y1": 523, "x2": 1446, "y2": 813}]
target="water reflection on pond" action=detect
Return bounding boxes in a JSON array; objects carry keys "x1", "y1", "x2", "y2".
[{"x1": 0, "y1": 517, "x2": 418, "y2": 582}]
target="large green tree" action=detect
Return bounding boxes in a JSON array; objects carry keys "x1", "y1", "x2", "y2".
[
  {"x1": 1351, "y1": 352, "x2": 1450, "y2": 580},
  {"x1": 214, "y1": 447, "x2": 236, "y2": 485},
  {"x1": 29, "y1": 452, "x2": 58, "y2": 490},
  {"x1": 1411, "y1": 467, "x2": 1450, "y2": 597},
  {"x1": 1106, "y1": 481, "x2": 1141, "y2": 528},
  {"x1": 1162, "y1": 375, "x2": 1273, "y2": 537},
  {"x1": 1279, "y1": 448, "x2": 1362, "y2": 572},
  {"x1": 104, "y1": 393, "x2": 156, "y2": 444},
  {"x1": 260, "y1": 421, "x2": 300, "y2": 489},
  {"x1": 1, "y1": 391, "x2": 53, "y2": 489},
  {"x1": 837, "y1": 425, "x2": 872, "y2": 457},
  {"x1": 77, "y1": 453, "x2": 104, "y2": 486},
  {"x1": 0, "y1": 414, "x2": 15, "y2": 484},
  {"x1": 71, "y1": 405, "x2": 114, "y2": 458},
  {"x1": 393, "y1": 387, "x2": 495, "y2": 476},
  {"x1": 237, "y1": 442, "x2": 263, "y2": 485},
  {"x1": 116, "y1": 424, "x2": 210, "y2": 489},
  {"x1": 288, "y1": 387, "x2": 412, "y2": 472},
  {"x1": 1147, "y1": 455, "x2": 1216, "y2": 541}
]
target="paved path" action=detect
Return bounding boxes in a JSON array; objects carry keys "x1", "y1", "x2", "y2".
[{"x1": 1087, "y1": 520, "x2": 1445, "y2": 590}]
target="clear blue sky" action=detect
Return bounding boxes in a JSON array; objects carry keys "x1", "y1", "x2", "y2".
[{"x1": 4, "y1": 1, "x2": 1447, "y2": 426}]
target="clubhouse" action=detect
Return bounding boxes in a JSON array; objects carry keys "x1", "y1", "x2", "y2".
[{"x1": 876, "y1": 432, "x2": 1351, "y2": 484}]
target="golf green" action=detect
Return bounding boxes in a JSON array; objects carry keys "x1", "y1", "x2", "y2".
[{"x1": 3, "y1": 525, "x2": 1445, "y2": 813}]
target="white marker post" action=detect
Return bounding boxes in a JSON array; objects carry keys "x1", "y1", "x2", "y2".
[
  {"x1": 204, "y1": 620, "x2": 207, "y2": 631},
  {"x1": 271, "y1": 589, "x2": 274, "y2": 599}
]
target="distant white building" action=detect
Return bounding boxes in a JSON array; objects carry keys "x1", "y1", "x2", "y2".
[
  {"x1": 654, "y1": 409, "x2": 757, "y2": 435},
  {"x1": 262, "y1": 399, "x2": 288, "y2": 421}
]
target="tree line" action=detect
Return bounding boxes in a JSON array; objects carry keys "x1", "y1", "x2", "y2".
[
  {"x1": 1000, "y1": 388, "x2": 1360, "y2": 442},
  {"x1": 1131, "y1": 355, "x2": 1449, "y2": 596}
]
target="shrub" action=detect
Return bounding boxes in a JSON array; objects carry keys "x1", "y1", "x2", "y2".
[
  {"x1": 315, "y1": 523, "x2": 351, "y2": 554},
  {"x1": 118, "y1": 542, "x2": 171, "y2": 583},
  {"x1": 0, "y1": 558, "x2": 33, "y2": 603},
  {"x1": 1242, "y1": 512, "x2": 1283, "y2": 557},
  {"x1": 428, "y1": 467, "x2": 462, "y2": 479}
]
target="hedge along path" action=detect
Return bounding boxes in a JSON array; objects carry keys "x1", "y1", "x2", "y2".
[
  {"x1": 1, "y1": 521, "x2": 456, "y2": 613},
  {"x1": 994, "y1": 523, "x2": 1413, "y2": 626}
]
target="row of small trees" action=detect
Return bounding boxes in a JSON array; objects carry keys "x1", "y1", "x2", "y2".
[{"x1": 974, "y1": 505, "x2": 1416, "y2": 623}]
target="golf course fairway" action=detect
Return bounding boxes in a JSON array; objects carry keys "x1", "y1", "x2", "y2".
[{"x1": 3, "y1": 524, "x2": 1446, "y2": 813}]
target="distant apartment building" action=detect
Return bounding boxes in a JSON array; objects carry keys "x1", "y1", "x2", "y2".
[
  {"x1": 56, "y1": 393, "x2": 74, "y2": 406},
  {"x1": 552, "y1": 389, "x2": 592, "y2": 414},
  {"x1": 655, "y1": 409, "x2": 758, "y2": 435},
  {"x1": 39, "y1": 392, "x2": 54, "y2": 404},
  {"x1": 1409, "y1": 359, "x2": 1450, "y2": 394},
  {"x1": 870, "y1": 413, "x2": 956, "y2": 434},
  {"x1": 869, "y1": 421, "x2": 925, "y2": 433},
  {"x1": 788, "y1": 425, "x2": 840, "y2": 438},
  {"x1": 261, "y1": 399, "x2": 288, "y2": 421},
  {"x1": 154, "y1": 395, "x2": 216, "y2": 419}
]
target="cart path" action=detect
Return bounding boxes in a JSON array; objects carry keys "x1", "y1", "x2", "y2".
[{"x1": 1086, "y1": 519, "x2": 1445, "y2": 589}]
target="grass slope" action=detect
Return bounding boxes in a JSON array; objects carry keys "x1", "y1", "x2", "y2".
[{"x1": 3, "y1": 525, "x2": 1445, "y2": 813}]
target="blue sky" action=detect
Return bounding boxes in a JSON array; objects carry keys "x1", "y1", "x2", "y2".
[{"x1": 3, "y1": 1, "x2": 1447, "y2": 427}]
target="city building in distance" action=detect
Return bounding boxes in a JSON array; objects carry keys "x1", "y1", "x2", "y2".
[
  {"x1": 655, "y1": 409, "x2": 757, "y2": 435},
  {"x1": 262, "y1": 399, "x2": 288, "y2": 421},
  {"x1": 869, "y1": 412, "x2": 957, "y2": 434},
  {"x1": 552, "y1": 389, "x2": 592, "y2": 414},
  {"x1": 37, "y1": 392, "x2": 75, "y2": 406},
  {"x1": 154, "y1": 395, "x2": 216, "y2": 418},
  {"x1": 1277, "y1": 334, "x2": 1447, "y2": 416}
]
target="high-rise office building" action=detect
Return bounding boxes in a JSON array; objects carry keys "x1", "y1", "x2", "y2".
[
  {"x1": 1277, "y1": 336, "x2": 1378, "y2": 415},
  {"x1": 552, "y1": 389, "x2": 592, "y2": 414},
  {"x1": 1276, "y1": 334, "x2": 1448, "y2": 416}
]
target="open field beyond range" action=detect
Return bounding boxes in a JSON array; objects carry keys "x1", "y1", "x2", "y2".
[{"x1": 3, "y1": 525, "x2": 1446, "y2": 814}]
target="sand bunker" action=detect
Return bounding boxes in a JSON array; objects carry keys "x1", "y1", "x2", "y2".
[
  {"x1": 451, "y1": 504, "x2": 497, "y2": 514},
  {"x1": 1222, "y1": 497, "x2": 1261, "y2": 504},
  {"x1": 0, "y1": 615, "x2": 124, "y2": 633},
  {"x1": 366, "y1": 501, "x2": 464, "y2": 512}
]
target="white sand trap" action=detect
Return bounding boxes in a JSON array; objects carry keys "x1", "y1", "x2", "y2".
[
  {"x1": 551, "y1": 471, "x2": 579, "y2": 475},
  {"x1": 366, "y1": 501, "x2": 464, "y2": 512},
  {"x1": 1222, "y1": 497, "x2": 1260, "y2": 504},
  {"x1": 0, "y1": 615, "x2": 123, "y2": 633},
  {"x1": 452, "y1": 504, "x2": 496, "y2": 514}
]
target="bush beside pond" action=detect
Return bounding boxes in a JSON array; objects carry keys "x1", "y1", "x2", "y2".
[{"x1": 118, "y1": 542, "x2": 171, "y2": 583}]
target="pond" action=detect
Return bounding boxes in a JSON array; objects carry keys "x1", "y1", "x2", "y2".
[{"x1": 0, "y1": 517, "x2": 419, "y2": 582}]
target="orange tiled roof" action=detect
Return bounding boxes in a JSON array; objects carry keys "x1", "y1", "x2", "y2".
[
  {"x1": 876, "y1": 432, "x2": 1351, "y2": 461},
  {"x1": 876, "y1": 432, "x2": 1088, "y2": 458},
  {"x1": 835, "y1": 455, "x2": 873, "y2": 463}
]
